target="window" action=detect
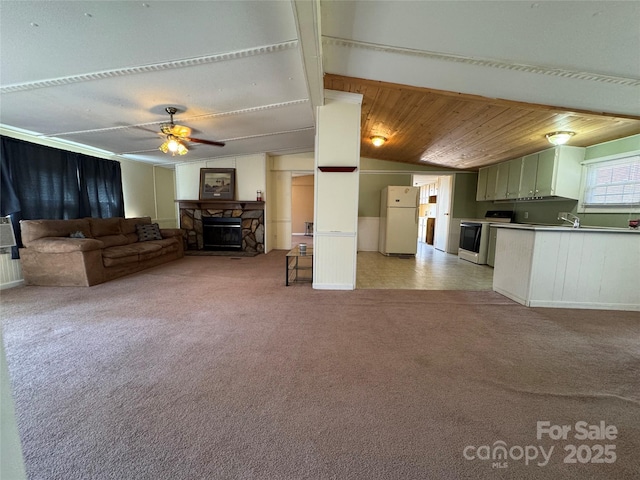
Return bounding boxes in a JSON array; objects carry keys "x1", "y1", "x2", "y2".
[
  {"x1": 1, "y1": 136, "x2": 124, "y2": 221},
  {"x1": 581, "y1": 154, "x2": 640, "y2": 210},
  {"x1": 1, "y1": 136, "x2": 124, "y2": 257}
]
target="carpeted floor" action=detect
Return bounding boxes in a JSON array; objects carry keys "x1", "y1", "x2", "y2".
[{"x1": 1, "y1": 250, "x2": 639, "y2": 479}]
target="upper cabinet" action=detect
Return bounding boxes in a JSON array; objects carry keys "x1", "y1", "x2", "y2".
[
  {"x1": 506, "y1": 157, "x2": 523, "y2": 200},
  {"x1": 477, "y1": 146, "x2": 585, "y2": 202},
  {"x1": 483, "y1": 164, "x2": 500, "y2": 201},
  {"x1": 520, "y1": 148, "x2": 556, "y2": 198},
  {"x1": 420, "y1": 183, "x2": 438, "y2": 203},
  {"x1": 476, "y1": 168, "x2": 489, "y2": 201},
  {"x1": 495, "y1": 162, "x2": 511, "y2": 199}
]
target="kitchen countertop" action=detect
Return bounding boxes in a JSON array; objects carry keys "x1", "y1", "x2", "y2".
[{"x1": 490, "y1": 223, "x2": 640, "y2": 233}]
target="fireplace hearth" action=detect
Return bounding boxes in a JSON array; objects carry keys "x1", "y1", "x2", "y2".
[{"x1": 203, "y1": 217, "x2": 242, "y2": 250}]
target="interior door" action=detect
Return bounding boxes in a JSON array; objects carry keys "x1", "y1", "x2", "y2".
[{"x1": 434, "y1": 175, "x2": 452, "y2": 252}]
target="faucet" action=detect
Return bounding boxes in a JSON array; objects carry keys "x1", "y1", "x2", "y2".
[{"x1": 558, "y1": 212, "x2": 580, "y2": 228}]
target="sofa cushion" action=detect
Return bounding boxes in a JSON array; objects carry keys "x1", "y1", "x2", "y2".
[
  {"x1": 121, "y1": 217, "x2": 151, "y2": 235},
  {"x1": 26, "y1": 237, "x2": 103, "y2": 253},
  {"x1": 101, "y1": 242, "x2": 163, "y2": 267},
  {"x1": 138, "y1": 249, "x2": 164, "y2": 261},
  {"x1": 145, "y1": 238, "x2": 179, "y2": 249},
  {"x1": 102, "y1": 242, "x2": 162, "y2": 259},
  {"x1": 96, "y1": 234, "x2": 130, "y2": 248},
  {"x1": 90, "y1": 217, "x2": 122, "y2": 237},
  {"x1": 124, "y1": 233, "x2": 139, "y2": 244},
  {"x1": 136, "y1": 223, "x2": 162, "y2": 242},
  {"x1": 103, "y1": 254, "x2": 139, "y2": 268},
  {"x1": 20, "y1": 219, "x2": 92, "y2": 245}
]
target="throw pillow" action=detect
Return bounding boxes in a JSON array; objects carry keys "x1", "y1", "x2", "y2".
[
  {"x1": 136, "y1": 223, "x2": 162, "y2": 242},
  {"x1": 70, "y1": 231, "x2": 85, "y2": 238}
]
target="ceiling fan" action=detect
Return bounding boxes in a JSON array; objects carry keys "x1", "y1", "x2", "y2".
[{"x1": 158, "y1": 107, "x2": 225, "y2": 156}]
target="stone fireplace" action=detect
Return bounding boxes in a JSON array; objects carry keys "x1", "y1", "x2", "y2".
[{"x1": 178, "y1": 200, "x2": 264, "y2": 254}]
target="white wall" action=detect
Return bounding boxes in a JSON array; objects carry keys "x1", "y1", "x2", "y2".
[
  {"x1": 154, "y1": 166, "x2": 177, "y2": 228},
  {"x1": 357, "y1": 217, "x2": 380, "y2": 251},
  {"x1": 175, "y1": 154, "x2": 267, "y2": 201},
  {"x1": 120, "y1": 159, "x2": 157, "y2": 219}
]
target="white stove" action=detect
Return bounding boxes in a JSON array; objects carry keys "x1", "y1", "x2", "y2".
[{"x1": 458, "y1": 211, "x2": 513, "y2": 264}]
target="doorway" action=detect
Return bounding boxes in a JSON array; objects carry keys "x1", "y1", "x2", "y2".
[
  {"x1": 291, "y1": 174, "x2": 314, "y2": 246},
  {"x1": 413, "y1": 174, "x2": 453, "y2": 252},
  {"x1": 354, "y1": 173, "x2": 495, "y2": 290}
]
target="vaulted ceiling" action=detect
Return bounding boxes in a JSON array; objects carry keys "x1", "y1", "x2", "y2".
[
  {"x1": 326, "y1": 74, "x2": 640, "y2": 169},
  {"x1": 1, "y1": 1, "x2": 639, "y2": 169}
]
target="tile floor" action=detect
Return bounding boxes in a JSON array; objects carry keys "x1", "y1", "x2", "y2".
[{"x1": 291, "y1": 236, "x2": 494, "y2": 291}]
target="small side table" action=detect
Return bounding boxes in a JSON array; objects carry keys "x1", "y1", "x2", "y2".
[
  {"x1": 304, "y1": 222, "x2": 314, "y2": 236},
  {"x1": 286, "y1": 245, "x2": 313, "y2": 286}
]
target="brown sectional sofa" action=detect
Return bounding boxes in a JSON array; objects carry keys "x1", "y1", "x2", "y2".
[{"x1": 19, "y1": 217, "x2": 184, "y2": 286}]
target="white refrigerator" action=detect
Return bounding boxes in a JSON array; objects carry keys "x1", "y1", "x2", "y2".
[{"x1": 378, "y1": 186, "x2": 419, "y2": 255}]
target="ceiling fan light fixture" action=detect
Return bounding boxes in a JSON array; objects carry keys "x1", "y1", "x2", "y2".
[
  {"x1": 371, "y1": 136, "x2": 387, "y2": 147},
  {"x1": 159, "y1": 135, "x2": 188, "y2": 156},
  {"x1": 545, "y1": 131, "x2": 575, "y2": 146}
]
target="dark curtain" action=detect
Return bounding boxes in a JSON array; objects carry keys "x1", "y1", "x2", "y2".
[
  {"x1": 1, "y1": 137, "x2": 82, "y2": 220},
  {"x1": 78, "y1": 154, "x2": 125, "y2": 218},
  {"x1": 0, "y1": 152, "x2": 23, "y2": 258},
  {"x1": 0, "y1": 136, "x2": 125, "y2": 257}
]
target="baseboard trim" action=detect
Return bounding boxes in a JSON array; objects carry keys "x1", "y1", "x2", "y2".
[
  {"x1": 528, "y1": 300, "x2": 639, "y2": 311},
  {"x1": 1, "y1": 280, "x2": 24, "y2": 290},
  {"x1": 313, "y1": 282, "x2": 355, "y2": 290}
]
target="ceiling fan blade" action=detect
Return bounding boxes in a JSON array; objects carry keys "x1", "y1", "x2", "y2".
[
  {"x1": 188, "y1": 137, "x2": 226, "y2": 147},
  {"x1": 160, "y1": 123, "x2": 192, "y2": 138}
]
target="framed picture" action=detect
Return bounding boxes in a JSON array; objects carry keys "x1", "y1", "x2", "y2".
[{"x1": 199, "y1": 168, "x2": 236, "y2": 200}]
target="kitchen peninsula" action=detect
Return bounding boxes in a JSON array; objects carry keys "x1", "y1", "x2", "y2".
[{"x1": 492, "y1": 224, "x2": 639, "y2": 311}]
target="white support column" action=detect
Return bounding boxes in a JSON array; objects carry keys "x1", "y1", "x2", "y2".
[{"x1": 313, "y1": 90, "x2": 363, "y2": 290}]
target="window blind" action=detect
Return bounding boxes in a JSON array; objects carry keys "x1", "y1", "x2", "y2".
[{"x1": 583, "y1": 154, "x2": 640, "y2": 206}]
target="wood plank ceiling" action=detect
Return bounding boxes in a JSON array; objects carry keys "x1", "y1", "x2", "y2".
[{"x1": 324, "y1": 74, "x2": 640, "y2": 170}]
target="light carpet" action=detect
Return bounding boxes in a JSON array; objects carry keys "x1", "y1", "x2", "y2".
[{"x1": 1, "y1": 251, "x2": 639, "y2": 479}]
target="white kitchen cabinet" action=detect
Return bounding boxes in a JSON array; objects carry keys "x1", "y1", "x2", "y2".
[
  {"x1": 477, "y1": 163, "x2": 507, "y2": 200},
  {"x1": 494, "y1": 162, "x2": 510, "y2": 200},
  {"x1": 520, "y1": 152, "x2": 540, "y2": 198},
  {"x1": 487, "y1": 226, "x2": 498, "y2": 267},
  {"x1": 484, "y1": 164, "x2": 499, "y2": 201},
  {"x1": 418, "y1": 216, "x2": 427, "y2": 242},
  {"x1": 519, "y1": 146, "x2": 584, "y2": 199},
  {"x1": 419, "y1": 185, "x2": 427, "y2": 204},
  {"x1": 476, "y1": 167, "x2": 489, "y2": 201},
  {"x1": 477, "y1": 146, "x2": 584, "y2": 202},
  {"x1": 506, "y1": 157, "x2": 523, "y2": 199}
]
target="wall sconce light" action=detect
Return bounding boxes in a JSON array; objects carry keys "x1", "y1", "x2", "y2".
[
  {"x1": 545, "y1": 131, "x2": 575, "y2": 146},
  {"x1": 371, "y1": 136, "x2": 387, "y2": 147}
]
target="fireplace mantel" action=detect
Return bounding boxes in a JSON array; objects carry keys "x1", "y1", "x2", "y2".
[{"x1": 176, "y1": 200, "x2": 264, "y2": 211}]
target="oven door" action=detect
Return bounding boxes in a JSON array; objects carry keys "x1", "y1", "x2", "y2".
[{"x1": 459, "y1": 222, "x2": 482, "y2": 253}]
